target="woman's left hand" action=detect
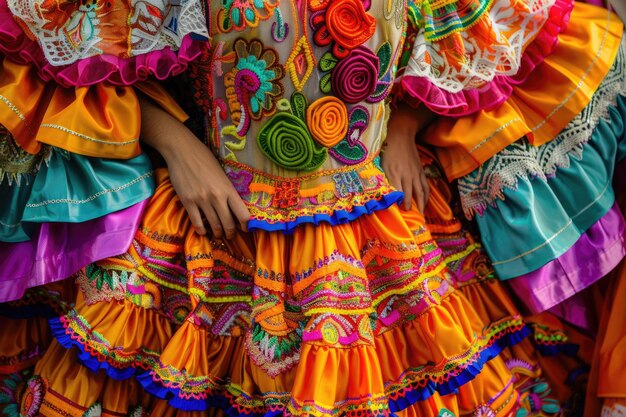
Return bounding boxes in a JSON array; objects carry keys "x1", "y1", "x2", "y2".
[{"x1": 381, "y1": 105, "x2": 431, "y2": 213}]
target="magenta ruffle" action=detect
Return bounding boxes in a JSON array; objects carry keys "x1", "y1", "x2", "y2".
[
  {"x1": 399, "y1": 0, "x2": 574, "y2": 116},
  {"x1": 0, "y1": 0, "x2": 204, "y2": 88},
  {"x1": 506, "y1": 203, "x2": 626, "y2": 317},
  {"x1": 0, "y1": 200, "x2": 147, "y2": 303}
]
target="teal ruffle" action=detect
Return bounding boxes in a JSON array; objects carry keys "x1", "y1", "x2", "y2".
[
  {"x1": 0, "y1": 149, "x2": 155, "y2": 243},
  {"x1": 476, "y1": 96, "x2": 626, "y2": 279}
]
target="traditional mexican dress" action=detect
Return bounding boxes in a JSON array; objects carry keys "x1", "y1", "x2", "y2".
[
  {"x1": 398, "y1": 0, "x2": 626, "y2": 322},
  {"x1": 0, "y1": 0, "x2": 588, "y2": 416},
  {"x1": 0, "y1": 0, "x2": 609, "y2": 416}
]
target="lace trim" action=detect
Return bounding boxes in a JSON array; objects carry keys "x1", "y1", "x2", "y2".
[
  {"x1": 602, "y1": 402, "x2": 626, "y2": 417},
  {"x1": 7, "y1": 0, "x2": 207, "y2": 67},
  {"x1": 0, "y1": 126, "x2": 52, "y2": 186},
  {"x1": 459, "y1": 37, "x2": 626, "y2": 217},
  {"x1": 405, "y1": 0, "x2": 556, "y2": 93}
]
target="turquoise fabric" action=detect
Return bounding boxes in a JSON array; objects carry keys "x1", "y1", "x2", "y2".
[
  {"x1": 0, "y1": 149, "x2": 155, "y2": 243},
  {"x1": 476, "y1": 95, "x2": 626, "y2": 280}
]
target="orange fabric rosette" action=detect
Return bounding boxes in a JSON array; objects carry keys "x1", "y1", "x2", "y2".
[
  {"x1": 325, "y1": 0, "x2": 376, "y2": 50},
  {"x1": 310, "y1": 0, "x2": 376, "y2": 52},
  {"x1": 306, "y1": 96, "x2": 348, "y2": 147}
]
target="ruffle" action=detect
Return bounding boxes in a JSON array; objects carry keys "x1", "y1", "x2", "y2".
[
  {"x1": 247, "y1": 191, "x2": 405, "y2": 232},
  {"x1": 507, "y1": 203, "x2": 626, "y2": 315},
  {"x1": 48, "y1": 294, "x2": 526, "y2": 416},
  {"x1": 459, "y1": 42, "x2": 626, "y2": 218},
  {"x1": 0, "y1": 0, "x2": 206, "y2": 88},
  {"x1": 424, "y1": 3, "x2": 624, "y2": 181},
  {"x1": 224, "y1": 158, "x2": 406, "y2": 233},
  {"x1": 32, "y1": 168, "x2": 526, "y2": 417},
  {"x1": 399, "y1": 0, "x2": 573, "y2": 116},
  {"x1": 0, "y1": 146, "x2": 155, "y2": 242},
  {"x1": 469, "y1": 89, "x2": 626, "y2": 279},
  {"x1": 0, "y1": 316, "x2": 49, "y2": 374},
  {"x1": 0, "y1": 201, "x2": 148, "y2": 303},
  {"x1": 0, "y1": 59, "x2": 188, "y2": 160}
]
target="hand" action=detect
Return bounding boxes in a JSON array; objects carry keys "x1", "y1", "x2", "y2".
[
  {"x1": 381, "y1": 105, "x2": 431, "y2": 213},
  {"x1": 164, "y1": 136, "x2": 250, "y2": 239},
  {"x1": 139, "y1": 96, "x2": 250, "y2": 239}
]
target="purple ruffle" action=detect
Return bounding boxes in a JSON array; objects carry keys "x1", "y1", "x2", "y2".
[
  {"x1": 0, "y1": 0, "x2": 204, "y2": 88},
  {"x1": 0, "y1": 200, "x2": 147, "y2": 303},
  {"x1": 507, "y1": 203, "x2": 626, "y2": 316},
  {"x1": 398, "y1": 0, "x2": 574, "y2": 116}
]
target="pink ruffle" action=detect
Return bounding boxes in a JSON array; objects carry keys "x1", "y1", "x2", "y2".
[
  {"x1": 399, "y1": 0, "x2": 574, "y2": 116},
  {"x1": 0, "y1": 0, "x2": 204, "y2": 88}
]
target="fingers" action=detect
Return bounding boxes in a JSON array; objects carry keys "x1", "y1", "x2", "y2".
[
  {"x1": 228, "y1": 195, "x2": 251, "y2": 233},
  {"x1": 401, "y1": 177, "x2": 413, "y2": 211},
  {"x1": 214, "y1": 199, "x2": 238, "y2": 240},
  {"x1": 200, "y1": 203, "x2": 225, "y2": 239},
  {"x1": 184, "y1": 202, "x2": 207, "y2": 235},
  {"x1": 420, "y1": 170, "x2": 431, "y2": 209}
]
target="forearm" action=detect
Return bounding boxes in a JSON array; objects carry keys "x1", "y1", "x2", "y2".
[
  {"x1": 387, "y1": 103, "x2": 434, "y2": 143},
  {"x1": 138, "y1": 94, "x2": 198, "y2": 158}
]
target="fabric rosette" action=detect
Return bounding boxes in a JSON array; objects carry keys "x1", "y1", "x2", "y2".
[
  {"x1": 311, "y1": 0, "x2": 376, "y2": 57},
  {"x1": 331, "y1": 46, "x2": 380, "y2": 104},
  {"x1": 325, "y1": 0, "x2": 376, "y2": 49},
  {"x1": 258, "y1": 95, "x2": 327, "y2": 171},
  {"x1": 306, "y1": 97, "x2": 349, "y2": 148}
]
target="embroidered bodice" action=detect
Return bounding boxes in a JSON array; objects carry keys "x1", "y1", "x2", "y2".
[{"x1": 192, "y1": 0, "x2": 408, "y2": 231}]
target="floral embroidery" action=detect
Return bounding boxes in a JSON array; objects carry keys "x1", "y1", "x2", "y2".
[
  {"x1": 331, "y1": 46, "x2": 380, "y2": 104},
  {"x1": 328, "y1": 106, "x2": 370, "y2": 165},
  {"x1": 217, "y1": 0, "x2": 281, "y2": 32},
  {"x1": 224, "y1": 38, "x2": 285, "y2": 137},
  {"x1": 224, "y1": 157, "x2": 396, "y2": 226},
  {"x1": 310, "y1": 0, "x2": 375, "y2": 58},
  {"x1": 10, "y1": 0, "x2": 207, "y2": 66},
  {"x1": 306, "y1": 97, "x2": 348, "y2": 147},
  {"x1": 19, "y1": 375, "x2": 46, "y2": 417},
  {"x1": 257, "y1": 94, "x2": 327, "y2": 171}
]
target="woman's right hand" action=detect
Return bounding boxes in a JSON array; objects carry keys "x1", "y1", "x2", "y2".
[{"x1": 139, "y1": 96, "x2": 250, "y2": 239}]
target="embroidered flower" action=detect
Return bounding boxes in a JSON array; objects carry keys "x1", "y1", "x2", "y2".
[
  {"x1": 306, "y1": 97, "x2": 348, "y2": 147},
  {"x1": 331, "y1": 46, "x2": 379, "y2": 103},
  {"x1": 258, "y1": 112, "x2": 326, "y2": 171},
  {"x1": 311, "y1": 0, "x2": 376, "y2": 57},
  {"x1": 19, "y1": 375, "x2": 46, "y2": 417},
  {"x1": 217, "y1": 0, "x2": 280, "y2": 32},
  {"x1": 225, "y1": 38, "x2": 285, "y2": 136}
]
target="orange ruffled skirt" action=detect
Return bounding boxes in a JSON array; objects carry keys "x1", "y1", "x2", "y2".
[
  {"x1": 0, "y1": 153, "x2": 597, "y2": 417},
  {"x1": 10, "y1": 166, "x2": 533, "y2": 417}
]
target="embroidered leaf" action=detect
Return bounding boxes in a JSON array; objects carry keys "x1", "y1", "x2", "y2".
[
  {"x1": 367, "y1": 81, "x2": 392, "y2": 103},
  {"x1": 319, "y1": 51, "x2": 338, "y2": 72},
  {"x1": 320, "y1": 73, "x2": 332, "y2": 94},
  {"x1": 290, "y1": 92, "x2": 308, "y2": 121},
  {"x1": 329, "y1": 140, "x2": 368, "y2": 165},
  {"x1": 376, "y1": 42, "x2": 392, "y2": 76}
]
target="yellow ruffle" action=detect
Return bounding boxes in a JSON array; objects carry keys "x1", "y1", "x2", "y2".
[
  {"x1": 0, "y1": 58, "x2": 187, "y2": 159},
  {"x1": 424, "y1": 3, "x2": 624, "y2": 180}
]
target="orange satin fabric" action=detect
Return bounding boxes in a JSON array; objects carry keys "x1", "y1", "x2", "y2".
[
  {"x1": 424, "y1": 3, "x2": 624, "y2": 180},
  {"x1": 0, "y1": 58, "x2": 187, "y2": 159},
  {"x1": 26, "y1": 167, "x2": 521, "y2": 416}
]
